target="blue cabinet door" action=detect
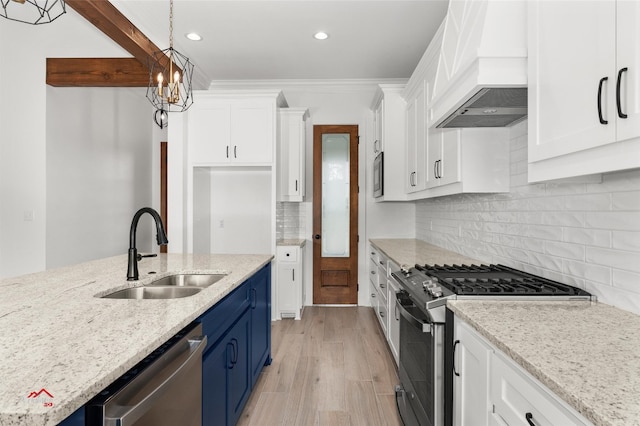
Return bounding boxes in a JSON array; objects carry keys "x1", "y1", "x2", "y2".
[
  {"x1": 202, "y1": 309, "x2": 251, "y2": 426},
  {"x1": 249, "y1": 263, "x2": 272, "y2": 387},
  {"x1": 228, "y1": 311, "x2": 251, "y2": 426}
]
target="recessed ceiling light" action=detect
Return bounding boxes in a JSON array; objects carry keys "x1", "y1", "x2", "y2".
[
  {"x1": 313, "y1": 31, "x2": 329, "y2": 40},
  {"x1": 185, "y1": 32, "x2": 202, "y2": 41}
]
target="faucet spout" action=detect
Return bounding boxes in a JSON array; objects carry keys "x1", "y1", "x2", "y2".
[{"x1": 127, "y1": 207, "x2": 168, "y2": 281}]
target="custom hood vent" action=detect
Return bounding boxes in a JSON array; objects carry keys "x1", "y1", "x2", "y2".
[
  {"x1": 436, "y1": 88, "x2": 527, "y2": 128},
  {"x1": 428, "y1": 0, "x2": 528, "y2": 129}
]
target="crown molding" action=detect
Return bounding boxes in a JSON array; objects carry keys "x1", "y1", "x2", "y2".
[{"x1": 207, "y1": 78, "x2": 408, "y2": 93}]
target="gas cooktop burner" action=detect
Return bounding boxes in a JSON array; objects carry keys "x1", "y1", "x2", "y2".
[
  {"x1": 414, "y1": 264, "x2": 591, "y2": 297},
  {"x1": 392, "y1": 263, "x2": 593, "y2": 324}
]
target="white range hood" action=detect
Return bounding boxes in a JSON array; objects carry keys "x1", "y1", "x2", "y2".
[{"x1": 429, "y1": 0, "x2": 528, "y2": 128}]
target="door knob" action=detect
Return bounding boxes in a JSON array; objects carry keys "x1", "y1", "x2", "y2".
[{"x1": 314, "y1": 234, "x2": 321, "y2": 240}]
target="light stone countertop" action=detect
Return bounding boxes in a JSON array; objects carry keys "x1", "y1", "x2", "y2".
[
  {"x1": 448, "y1": 300, "x2": 640, "y2": 426},
  {"x1": 0, "y1": 253, "x2": 272, "y2": 426},
  {"x1": 276, "y1": 239, "x2": 306, "y2": 247},
  {"x1": 371, "y1": 238, "x2": 640, "y2": 425},
  {"x1": 369, "y1": 238, "x2": 480, "y2": 267}
]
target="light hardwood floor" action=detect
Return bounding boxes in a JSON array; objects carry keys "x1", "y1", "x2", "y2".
[{"x1": 237, "y1": 306, "x2": 402, "y2": 426}]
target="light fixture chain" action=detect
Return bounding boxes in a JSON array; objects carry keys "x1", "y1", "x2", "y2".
[{"x1": 169, "y1": 0, "x2": 174, "y2": 49}]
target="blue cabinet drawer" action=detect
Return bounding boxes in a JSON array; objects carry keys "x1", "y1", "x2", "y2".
[{"x1": 198, "y1": 280, "x2": 251, "y2": 353}]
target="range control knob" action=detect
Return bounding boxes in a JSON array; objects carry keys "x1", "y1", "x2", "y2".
[
  {"x1": 430, "y1": 286, "x2": 443, "y2": 298},
  {"x1": 400, "y1": 264, "x2": 411, "y2": 276}
]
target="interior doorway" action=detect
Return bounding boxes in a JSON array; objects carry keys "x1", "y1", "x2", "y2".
[{"x1": 312, "y1": 125, "x2": 359, "y2": 304}]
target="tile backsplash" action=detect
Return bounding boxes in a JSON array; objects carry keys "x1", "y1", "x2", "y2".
[
  {"x1": 416, "y1": 121, "x2": 640, "y2": 315},
  {"x1": 277, "y1": 202, "x2": 305, "y2": 240}
]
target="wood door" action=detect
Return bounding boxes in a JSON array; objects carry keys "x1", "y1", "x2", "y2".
[{"x1": 312, "y1": 125, "x2": 359, "y2": 304}]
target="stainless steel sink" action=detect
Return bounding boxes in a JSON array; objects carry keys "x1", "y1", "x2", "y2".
[
  {"x1": 102, "y1": 286, "x2": 202, "y2": 299},
  {"x1": 146, "y1": 273, "x2": 227, "y2": 288}
]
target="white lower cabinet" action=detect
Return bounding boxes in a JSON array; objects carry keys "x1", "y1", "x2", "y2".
[
  {"x1": 386, "y1": 268, "x2": 400, "y2": 365},
  {"x1": 369, "y1": 246, "x2": 388, "y2": 334},
  {"x1": 453, "y1": 318, "x2": 492, "y2": 426},
  {"x1": 276, "y1": 245, "x2": 305, "y2": 320},
  {"x1": 454, "y1": 315, "x2": 592, "y2": 426},
  {"x1": 490, "y1": 352, "x2": 591, "y2": 426}
]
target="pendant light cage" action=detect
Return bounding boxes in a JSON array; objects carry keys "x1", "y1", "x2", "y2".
[
  {"x1": 146, "y1": 0, "x2": 194, "y2": 113},
  {"x1": 0, "y1": 0, "x2": 66, "y2": 25},
  {"x1": 146, "y1": 47, "x2": 194, "y2": 113}
]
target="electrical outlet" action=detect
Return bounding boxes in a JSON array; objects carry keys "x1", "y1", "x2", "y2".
[
  {"x1": 23, "y1": 210, "x2": 35, "y2": 222},
  {"x1": 219, "y1": 219, "x2": 224, "y2": 228}
]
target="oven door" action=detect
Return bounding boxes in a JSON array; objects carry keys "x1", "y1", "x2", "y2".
[{"x1": 395, "y1": 291, "x2": 444, "y2": 426}]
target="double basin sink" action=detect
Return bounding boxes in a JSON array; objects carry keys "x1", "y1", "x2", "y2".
[{"x1": 101, "y1": 274, "x2": 227, "y2": 300}]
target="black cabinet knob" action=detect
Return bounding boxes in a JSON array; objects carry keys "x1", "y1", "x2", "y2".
[{"x1": 314, "y1": 234, "x2": 321, "y2": 240}]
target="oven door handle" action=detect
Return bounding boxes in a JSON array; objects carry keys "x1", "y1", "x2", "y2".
[{"x1": 396, "y1": 298, "x2": 432, "y2": 334}]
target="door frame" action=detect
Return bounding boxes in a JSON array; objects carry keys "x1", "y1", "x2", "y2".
[{"x1": 312, "y1": 124, "x2": 359, "y2": 304}]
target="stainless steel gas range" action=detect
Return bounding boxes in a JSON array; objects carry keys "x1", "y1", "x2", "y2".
[{"x1": 391, "y1": 264, "x2": 593, "y2": 426}]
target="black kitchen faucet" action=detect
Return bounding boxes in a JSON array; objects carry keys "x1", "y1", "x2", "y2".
[{"x1": 126, "y1": 207, "x2": 168, "y2": 281}]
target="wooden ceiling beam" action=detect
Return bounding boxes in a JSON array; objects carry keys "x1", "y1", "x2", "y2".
[
  {"x1": 65, "y1": 0, "x2": 160, "y2": 67},
  {"x1": 47, "y1": 1, "x2": 179, "y2": 87},
  {"x1": 46, "y1": 58, "x2": 150, "y2": 87}
]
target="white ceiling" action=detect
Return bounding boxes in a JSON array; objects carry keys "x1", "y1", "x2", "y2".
[{"x1": 110, "y1": 0, "x2": 449, "y2": 89}]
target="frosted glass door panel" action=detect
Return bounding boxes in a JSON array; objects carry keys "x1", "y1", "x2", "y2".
[{"x1": 321, "y1": 133, "x2": 350, "y2": 258}]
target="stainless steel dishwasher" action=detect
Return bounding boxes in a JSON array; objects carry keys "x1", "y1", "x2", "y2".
[{"x1": 86, "y1": 322, "x2": 207, "y2": 426}]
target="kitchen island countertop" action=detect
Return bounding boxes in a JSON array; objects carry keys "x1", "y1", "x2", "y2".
[{"x1": 0, "y1": 253, "x2": 272, "y2": 426}]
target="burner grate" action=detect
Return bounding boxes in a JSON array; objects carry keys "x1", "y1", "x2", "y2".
[{"x1": 417, "y1": 264, "x2": 590, "y2": 297}]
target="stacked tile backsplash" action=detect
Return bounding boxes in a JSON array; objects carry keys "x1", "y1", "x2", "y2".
[
  {"x1": 277, "y1": 202, "x2": 305, "y2": 240},
  {"x1": 416, "y1": 121, "x2": 640, "y2": 315}
]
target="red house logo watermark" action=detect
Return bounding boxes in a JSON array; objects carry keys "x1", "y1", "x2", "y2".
[
  {"x1": 27, "y1": 388, "x2": 53, "y2": 399},
  {"x1": 26, "y1": 388, "x2": 54, "y2": 406}
]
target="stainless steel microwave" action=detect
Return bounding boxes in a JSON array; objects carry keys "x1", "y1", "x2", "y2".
[{"x1": 373, "y1": 152, "x2": 383, "y2": 198}]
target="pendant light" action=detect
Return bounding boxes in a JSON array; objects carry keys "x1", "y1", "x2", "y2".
[
  {"x1": 0, "y1": 0, "x2": 66, "y2": 25},
  {"x1": 146, "y1": 0, "x2": 194, "y2": 113}
]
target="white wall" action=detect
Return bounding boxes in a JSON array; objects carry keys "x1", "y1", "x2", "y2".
[
  {"x1": 0, "y1": 9, "x2": 160, "y2": 277},
  {"x1": 416, "y1": 121, "x2": 640, "y2": 315},
  {"x1": 45, "y1": 87, "x2": 156, "y2": 269}
]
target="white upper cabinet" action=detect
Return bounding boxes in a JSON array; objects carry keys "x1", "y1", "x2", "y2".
[
  {"x1": 371, "y1": 84, "x2": 407, "y2": 201},
  {"x1": 401, "y1": 17, "x2": 510, "y2": 201},
  {"x1": 188, "y1": 103, "x2": 231, "y2": 163},
  {"x1": 187, "y1": 91, "x2": 284, "y2": 166},
  {"x1": 277, "y1": 108, "x2": 308, "y2": 202},
  {"x1": 528, "y1": 0, "x2": 640, "y2": 182},
  {"x1": 406, "y1": 80, "x2": 428, "y2": 194}
]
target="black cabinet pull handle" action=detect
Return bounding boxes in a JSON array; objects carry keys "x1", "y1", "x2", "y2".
[
  {"x1": 616, "y1": 67, "x2": 628, "y2": 119},
  {"x1": 292, "y1": 269, "x2": 295, "y2": 281},
  {"x1": 453, "y1": 340, "x2": 460, "y2": 377},
  {"x1": 525, "y1": 412, "x2": 536, "y2": 426},
  {"x1": 234, "y1": 145, "x2": 237, "y2": 158},
  {"x1": 226, "y1": 146, "x2": 229, "y2": 158},
  {"x1": 226, "y1": 342, "x2": 234, "y2": 369},
  {"x1": 598, "y1": 76, "x2": 609, "y2": 124},
  {"x1": 251, "y1": 288, "x2": 257, "y2": 309},
  {"x1": 295, "y1": 179, "x2": 298, "y2": 192}
]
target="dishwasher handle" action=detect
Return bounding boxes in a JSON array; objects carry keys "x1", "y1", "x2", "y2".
[{"x1": 106, "y1": 334, "x2": 207, "y2": 426}]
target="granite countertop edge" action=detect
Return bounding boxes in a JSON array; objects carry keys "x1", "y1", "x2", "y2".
[{"x1": 0, "y1": 253, "x2": 273, "y2": 426}]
